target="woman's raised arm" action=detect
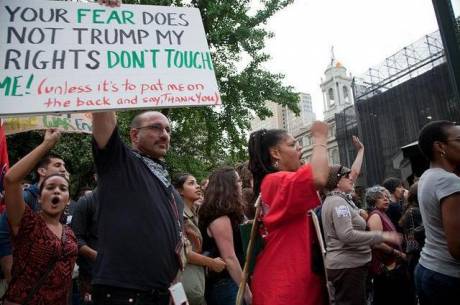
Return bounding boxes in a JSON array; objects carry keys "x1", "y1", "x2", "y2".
[
  {"x1": 4, "y1": 129, "x2": 61, "y2": 230},
  {"x1": 310, "y1": 121, "x2": 329, "y2": 188}
]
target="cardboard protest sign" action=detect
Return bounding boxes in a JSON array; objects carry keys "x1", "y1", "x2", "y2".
[
  {"x1": 2, "y1": 113, "x2": 92, "y2": 134},
  {"x1": 0, "y1": 0, "x2": 221, "y2": 116}
]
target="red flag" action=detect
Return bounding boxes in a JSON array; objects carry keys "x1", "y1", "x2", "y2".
[{"x1": 0, "y1": 119, "x2": 9, "y2": 212}]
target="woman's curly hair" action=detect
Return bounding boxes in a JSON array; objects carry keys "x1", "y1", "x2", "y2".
[
  {"x1": 198, "y1": 166, "x2": 244, "y2": 229},
  {"x1": 364, "y1": 185, "x2": 387, "y2": 209}
]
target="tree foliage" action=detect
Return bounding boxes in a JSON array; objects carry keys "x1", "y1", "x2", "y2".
[
  {"x1": 7, "y1": 131, "x2": 94, "y2": 197},
  {"x1": 6, "y1": 0, "x2": 299, "y2": 196}
]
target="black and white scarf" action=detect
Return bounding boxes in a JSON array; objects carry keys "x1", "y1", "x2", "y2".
[{"x1": 131, "y1": 150, "x2": 171, "y2": 188}]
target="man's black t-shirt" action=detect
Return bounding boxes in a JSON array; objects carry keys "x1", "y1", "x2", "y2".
[
  {"x1": 71, "y1": 190, "x2": 99, "y2": 275},
  {"x1": 92, "y1": 127, "x2": 182, "y2": 290},
  {"x1": 386, "y1": 201, "x2": 403, "y2": 232}
]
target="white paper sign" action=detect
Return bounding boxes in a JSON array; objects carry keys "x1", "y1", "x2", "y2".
[
  {"x1": 169, "y1": 282, "x2": 189, "y2": 305},
  {"x1": 0, "y1": 0, "x2": 221, "y2": 116}
]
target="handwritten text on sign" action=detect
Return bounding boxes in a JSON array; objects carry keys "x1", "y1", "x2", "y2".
[
  {"x1": 0, "y1": 0, "x2": 221, "y2": 116},
  {"x1": 3, "y1": 113, "x2": 93, "y2": 135}
]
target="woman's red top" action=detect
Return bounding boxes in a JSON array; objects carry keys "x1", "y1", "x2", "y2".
[
  {"x1": 5, "y1": 206, "x2": 78, "y2": 305},
  {"x1": 251, "y1": 164, "x2": 326, "y2": 305}
]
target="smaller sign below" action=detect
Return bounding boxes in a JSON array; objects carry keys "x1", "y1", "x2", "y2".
[{"x1": 2, "y1": 113, "x2": 93, "y2": 135}]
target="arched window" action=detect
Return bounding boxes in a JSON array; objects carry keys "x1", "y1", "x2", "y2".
[
  {"x1": 343, "y1": 86, "x2": 350, "y2": 102},
  {"x1": 328, "y1": 88, "x2": 335, "y2": 102}
]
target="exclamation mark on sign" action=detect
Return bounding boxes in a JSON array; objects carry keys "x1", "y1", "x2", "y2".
[{"x1": 25, "y1": 74, "x2": 34, "y2": 95}]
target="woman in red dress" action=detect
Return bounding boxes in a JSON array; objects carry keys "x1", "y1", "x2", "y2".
[
  {"x1": 3, "y1": 129, "x2": 77, "y2": 305},
  {"x1": 248, "y1": 121, "x2": 330, "y2": 305}
]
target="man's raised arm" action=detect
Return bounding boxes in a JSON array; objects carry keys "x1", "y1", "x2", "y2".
[
  {"x1": 92, "y1": 112, "x2": 116, "y2": 149},
  {"x1": 97, "y1": 0, "x2": 122, "y2": 8},
  {"x1": 91, "y1": 0, "x2": 121, "y2": 148}
]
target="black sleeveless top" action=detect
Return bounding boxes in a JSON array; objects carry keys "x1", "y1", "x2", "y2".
[{"x1": 201, "y1": 219, "x2": 244, "y2": 284}]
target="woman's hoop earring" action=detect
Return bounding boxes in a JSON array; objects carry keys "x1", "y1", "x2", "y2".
[{"x1": 273, "y1": 160, "x2": 279, "y2": 169}]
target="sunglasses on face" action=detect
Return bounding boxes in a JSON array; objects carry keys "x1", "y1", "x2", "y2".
[{"x1": 336, "y1": 165, "x2": 351, "y2": 179}]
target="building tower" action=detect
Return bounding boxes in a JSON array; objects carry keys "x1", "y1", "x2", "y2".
[
  {"x1": 249, "y1": 100, "x2": 285, "y2": 132},
  {"x1": 321, "y1": 47, "x2": 354, "y2": 121},
  {"x1": 249, "y1": 93, "x2": 316, "y2": 136},
  {"x1": 295, "y1": 48, "x2": 355, "y2": 164}
]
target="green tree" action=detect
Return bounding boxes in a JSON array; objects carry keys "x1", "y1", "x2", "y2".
[
  {"x1": 6, "y1": 0, "x2": 299, "y2": 193},
  {"x1": 127, "y1": 0, "x2": 300, "y2": 179},
  {"x1": 6, "y1": 131, "x2": 94, "y2": 198}
]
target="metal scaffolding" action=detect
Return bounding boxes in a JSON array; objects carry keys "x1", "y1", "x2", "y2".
[{"x1": 353, "y1": 30, "x2": 445, "y2": 100}]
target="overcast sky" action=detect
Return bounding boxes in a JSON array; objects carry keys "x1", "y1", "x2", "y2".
[{"x1": 262, "y1": 0, "x2": 441, "y2": 119}]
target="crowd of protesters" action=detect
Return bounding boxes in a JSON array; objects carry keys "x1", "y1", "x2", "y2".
[
  {"x1": 0, "y1": 115, "x2": 459, "y2": 305},
  {"x1": 0, "y1": 1, "x2": 459, "y2": 304},
  {"x1": 1, "y1": 91, "x2": 460, "y2": 304}
]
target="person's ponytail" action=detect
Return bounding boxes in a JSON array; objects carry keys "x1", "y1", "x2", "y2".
[{"x1": 248, "y1": 128, "x2": 287, "y2": 198}]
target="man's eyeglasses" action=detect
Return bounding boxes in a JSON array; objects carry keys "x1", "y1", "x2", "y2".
[{"x1": 135, "y1": 124, "x2": 171, "y2": 134}]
